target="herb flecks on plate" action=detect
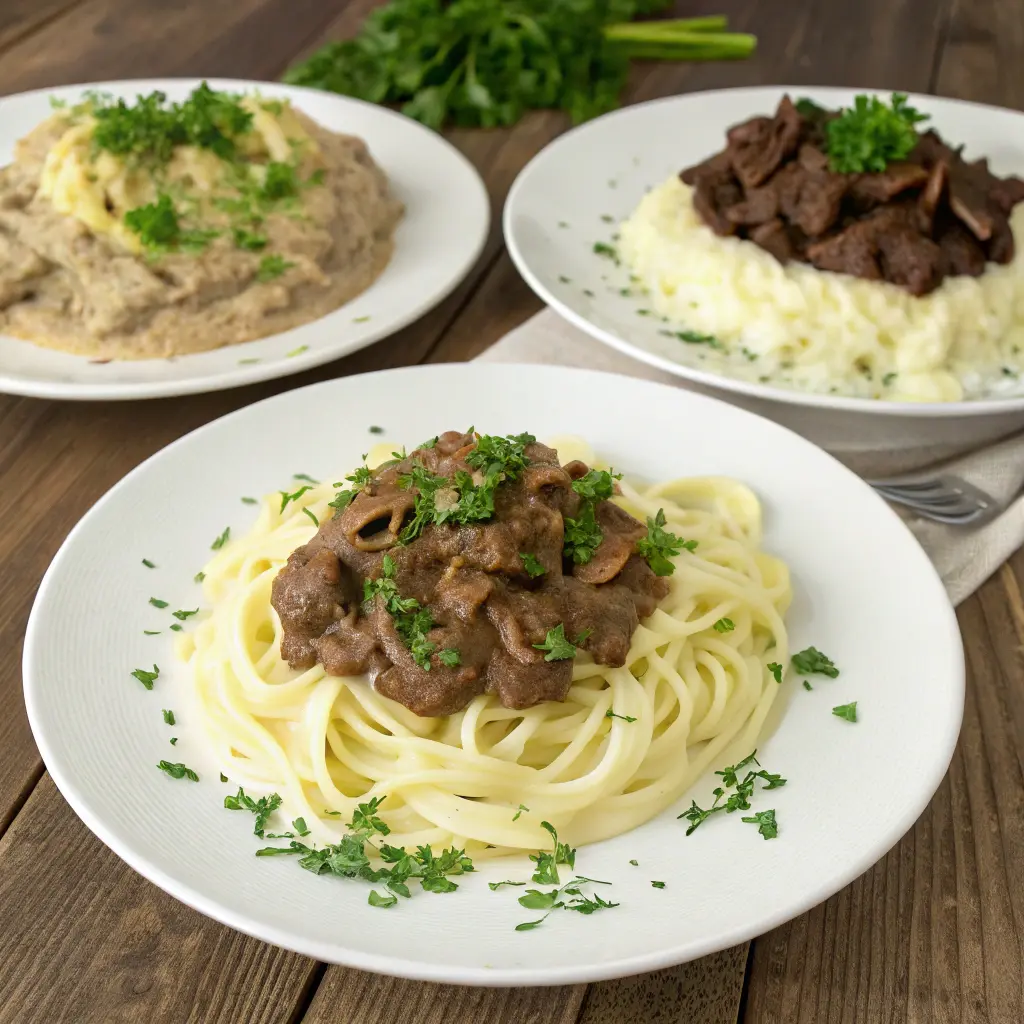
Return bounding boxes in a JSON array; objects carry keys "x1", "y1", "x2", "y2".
[{"x1": 678, "y1": 750, "x2": 785, "y2": 838}]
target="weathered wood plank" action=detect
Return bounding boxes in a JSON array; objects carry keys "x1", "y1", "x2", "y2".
[{"x1": 0, "y1": 775, "x2": 319, "y2": 1023}]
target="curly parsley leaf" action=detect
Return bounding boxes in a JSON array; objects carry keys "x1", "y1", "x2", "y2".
[
  {"x1": 637, "y1": 508, "x2": 693, "y2": 576},
  {"x1": 157, "y1": 760, "x2": 198, "y2": 781},
  {"x1": 741, "y1": 808, "x2": 779, "y2": 839},
  {"x1": 713, "y1": 617, "x2": 735, "y2": 633},
  {"x1": 519, "y1": 552, "x2": 546, "y2": 578},
  {"x1": 532, "y1": 624, "x2": 578, "y2": 662},
  {"x1": 563, "y1": 501, "x2": 603, "y2": 565},
  {"x1": 832, "y1": 701, "x2": 858, "y2": 723},
  {"x1": 131, "y1": 664, "x2": 160, "y2": 690},
  {"x1": 826, "y1": 92, "x2": 929, "y2": 173},
  {"x1": 224, "y1": 787, "x2": 284, "y2": 838},
  {"x1": 791, "y1": 646, "x2": 839, "y2": 678}
]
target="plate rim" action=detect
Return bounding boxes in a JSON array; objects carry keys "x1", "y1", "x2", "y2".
[
  {"x1": 0, "y1": 77, "x2": 490, "y2": 402},
  {"x1": 504, "y1": 83, "x2": 1024, "y2": 420},
  {"x1": 22, "y1": 362, "x2": 966, "y2": 985}
]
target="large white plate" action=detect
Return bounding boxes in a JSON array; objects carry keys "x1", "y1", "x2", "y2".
[
  {"x1": 504, "y1": 87, "x2": 1024, "y2": 455},
  {"x1": 24, "y1": 364, "x2": 963, "y2": 985},
  {"x1": 0, "y1": 79, "x2": 488, "y2": 401}
]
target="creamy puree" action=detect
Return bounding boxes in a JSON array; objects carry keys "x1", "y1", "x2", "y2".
[{"x1": 0, "y1": 86, "x2": 403, "y2": 359}]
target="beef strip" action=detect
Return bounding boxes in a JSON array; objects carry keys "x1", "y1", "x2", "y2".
[
  {"x1": 682, "y1": 95, "x2": 1024, "y2": 294},
  {"x1": 726, "y1": 96, "x2": 802, "y2": 189},
  {"x1": 270, "y1": 431, "x2": 672, "y2": 717}
]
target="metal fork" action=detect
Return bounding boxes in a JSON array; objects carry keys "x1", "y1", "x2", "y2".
[{"x1": 867, "y1": 473, "x2": 1000, "y2": 526}]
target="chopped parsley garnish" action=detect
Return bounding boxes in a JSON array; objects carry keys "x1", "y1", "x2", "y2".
[
  {"x1": 398, "y1": 432, "x2": 536, "y2": 543},
  {"x1": 532, "y1": 624, "x2": 578, "y2": 662},
  {"x1": 293, "y1": 473, "x2": 319, "y2": 484},
  {"x1": 149, "y1": 597, "x2": 168, "y2": 608},
  {"x1": 791, "y1": 647, "x2": 839, "y2": 678},
  {"x1": 172, "y1": 608, "x2": 198, "y2": 621},
  {"x1": 302, "y1": 508, "x2": 319, "y2": 527},
  {"x1": 489, "y1": 880, "x2": 527, "y2": 890},
  {"x1": 563, "y1": 502, "x2": 603, "y2": 565},
  {"x1": 882, "y1": 372, "x2": 898, "y2": 387},
  {"x1": 131, "y1": 664, "x2": 160, "y2": 690},
  {"x1": 142, "y1": 558, "x2": 156, "y2": 568},
  {"x1": 832, "y1": 701, "x2": 858, "y2": 723},
  {"x1": 292, "y1": 817, "x2": 311, "y2": 837},
  {"x1": 514, "y1": 875, "x2": 617, "y2": 931},
  {"x1": 162, "y1": 709, "x2": 175, "y2": 725},
  {"x1": 713, "y1": 617, "x2": 735, "y2": 633},
  {"x1": 363, "y1": 555, "x2": 440, "y2": 670},
  {"x1": 279, "y1": 484, "x2": 313, "y2": 513},
  {"x1": 124, "y1": 193, "x2": 218, "y2": 253},
  {"x1": 255, "y1": 795, "x2": 473, "y2": 903},
  {"x1": 519, "y1": 552, "x2": 546, "y2": 578},
  {"x1": 143, "y1": 630, "x2": 161, "y2": 636},
  {"x1": 651, "y1": 880, "x2": 666, "y2": 889},
  {"x1": 679, "y1": 750, "x2": 785, "y2": 836},
  {"x1": 605, "y1": 710, "x2": 637, "y2": 723},
  {"x1": 232, "y1": 227, "x2": 267, "y2": 250},
  {"x1": 438, "y1": 648, "x2": 461, "y2": 667},
  {"x1": 629, "y1": 859, "x2": 638, "y2": 866},
  {"x1": 571, "y1": 469, "x2": 616, "y2": 501},
  {"x1": 169, "y1": 737, "x2": 178, "y2": 745},
  {"x1": 512, "y1": 803, "x2": 529, "y2": 822},
  {"x1": 593, "y1": 241, "x2": 618, "y2": 261},
  {"x1": 368, "y1": 890, "x2": 397, "y2": 908},
  {"x1": 803, "y1": 680, "x2": 813, "y2": 691},
  {"x1": 170, "y1": 624, "x2": 183, "y2": 632},
  {"x1": 673, "y1": 329, "x2": 723, "y2": 349},
  {"x1": 636, "y1": 508, "x2": 692, "y2": 576},
  {"x1": 287, "y1": 344, "x2": 309, "y2": 358},
  {"x1": 329, "y1": 458, "x2": 372, "y2": 513},
  {"x1": 211, "y1": 527, "x2": 231, "y2": 550},
  {"x1": 369, "y1": 425, "x2": 384, "y2": 434},
  {"x1": 353, "y1": 315, "x2": 371, "y2": 323},
  {"x1": 224, "y1": 786, "x2": 285, "y2": 838},
  {"x1": 741, "y1": 808, "x2": 778, "y2": 839},
  {"x1": 767, "y1": 662, "x2": 783, "y2": 684},
  {"x1": 157, "y1": 760, "x2": 198, "y2": 781},
  {"x1": 240, "y1": 497, "x2": 258, "y2": 505},
  {"x1": 529, "y1": 821, "x2": 576, "y2": 885},
  {"x1": 826, "y1": 93, "x2": 929, "y2": 173},
  {"x1": 220, "y1": 773, "x2": 229, "y2": 783},
  {"x1": 257, "y1": 254, "x2": 295, "y2": 281}
]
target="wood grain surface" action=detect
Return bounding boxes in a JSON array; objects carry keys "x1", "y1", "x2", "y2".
[{"x1": 1, "y1": 0, "x2": 1022, "y2": 1021}]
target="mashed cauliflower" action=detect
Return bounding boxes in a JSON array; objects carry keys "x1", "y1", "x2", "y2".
[{"x1": 618, "y1": 176, "x2": 1024, "y2": 402}]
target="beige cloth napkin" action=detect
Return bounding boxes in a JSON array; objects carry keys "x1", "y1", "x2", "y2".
[{"x1": 476, "y1": 310, "x2": 1024, "y2": 606}]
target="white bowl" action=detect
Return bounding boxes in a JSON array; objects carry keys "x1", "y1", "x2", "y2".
[{"x1": 504, "y1": 86, "x2": 1024, "y2": 465}]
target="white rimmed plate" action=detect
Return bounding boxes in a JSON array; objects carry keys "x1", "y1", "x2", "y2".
[
  {"x1": 0, "y1": 78, "x2": 488, "y2": 401},
  {"x1": 24, "y1": 363, "x2": 963, "y2": 985},
  {"x1": 504, "y1": 87, "x2": 1024, "y2": 457}
]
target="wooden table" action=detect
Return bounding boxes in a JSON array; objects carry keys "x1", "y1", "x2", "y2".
[{"x1": 1, "y1": 1, "x2": 1022, "y2": 1021}]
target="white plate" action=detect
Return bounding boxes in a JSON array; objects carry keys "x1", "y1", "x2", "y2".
[
  {"x1": 0, "y1": 79, "x2": 488, "y2": 401},
  {"x1": 24, "y1": 364, "x2": 963, "y2": 985},
  {"x1": 504, "y1": 87, "x2": 1024, "y2": 457}
]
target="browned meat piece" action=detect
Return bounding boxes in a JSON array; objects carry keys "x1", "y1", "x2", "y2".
[
  {"x1": 987, "y1": 217, "x2": 1015, "y2": 264},
  {"x1": 989, "y1": 175, "x2": 1024, "y2": 215},
  {"x1": 724, "y1": 186, "x2": 779, "y2": 226},
  {"x1": 911, "y1": 130, "x2": 958, "y2": 168},
  {"x1": 918, "y1": 160, "x2": 948, "y2": 230},
  {"x1": 948, "y1": 162, "x2": 998, "y2": 240},
  {"x1": 806, "y1": 223, "x2": 882, "y2": 280},
  {"x1": 573, "y1": 503, "x2": 645, "y2": 585},
  {"x1": 797, "y1": 144, "x2": 830, "y2": 174},
  {"x1": 726, "y1": 95, "x2": 802, "y2": 189},
  {"x1": 271, "y1": 547, "x2": 357, "y2": 667},
  {"x1": 692, "y1": 164, "x2": 744, "y2": 236},
  {"x1": 270, "y1": 433, "x2": 669, "y2": 716},
  {"x1": 776, "y1": 164, "x2": 848, "y2": 237},
  {"x1": 749, "y1": 218, "x2": 796, "y2": 262},
  {"x1": 679, "y1": 150, "x2": 732, "y2": 187},
  {"x1": 876, "y1": 225, "x2": 944, "y2": 295},
  {"x1": 849, "y1": 162, "x2": 930, "y2": 204},
  {"x1": 936, "y1": 219, "x2": 987, "y2": 276}
]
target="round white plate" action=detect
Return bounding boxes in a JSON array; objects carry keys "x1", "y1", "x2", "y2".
[
  {"x1": 24, "y1": 364, "x2": 963, "y2": 985},
  {"x1": 504, "y1": 87, "x2": 1024, "y2": 455},
  {"x1": 0, "y1": 79, "x2": 489, "y2": 401}
]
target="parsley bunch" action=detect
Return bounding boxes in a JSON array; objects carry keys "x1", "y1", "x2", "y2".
[
  {"x1": 825, "y1": 92, "x2": 930, "y2": 173},
  {"x1": 255, "y1": 796, "x2": 474, "y2": 906},
  {"x1": 283, "y1": 1, "x2": 755, "y2": 131}
]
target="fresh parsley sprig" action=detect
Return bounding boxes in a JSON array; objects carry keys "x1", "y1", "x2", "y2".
[
  {"x1": 678, "y1": 750, "x2": 785, "y2": 837},
  {"x1": 825, "y1": 92, "x2": 929, "y2": 173},
  {"x1": 529, "y1": 821, "x2": 576, "y2": 885},
  {"x1": 636, "y1": 508, "x2": 694, "y2": 576}
]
